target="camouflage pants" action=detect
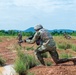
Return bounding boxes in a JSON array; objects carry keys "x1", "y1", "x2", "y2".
[
  {"x1": 35, "y1": 45, "x2": 70, "y2": 65},
  {"x1": 35, "y1": 45, "x2": 59, "y2": 65},
  {"x1": 18, "y1": 40, "x2": 23, "y2": 46}
]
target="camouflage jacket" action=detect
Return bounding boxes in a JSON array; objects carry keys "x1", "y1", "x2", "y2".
[
  {"x1": 17, "y1": 33, "x2": 22, "y2": 41},
  {"x1": 26, "y1": 28, "x2": 56, "y2": 47}
]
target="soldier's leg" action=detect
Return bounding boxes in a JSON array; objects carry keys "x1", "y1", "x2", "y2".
[
  {"x1": 49, "y1": 48, "x2": 59, "y2": 64},
  {"x1": 35, "y1": 46, "x2": 46, "y2": 65},
  {"x1": 69, "y1": 57, "x2": 76, "y2": 65},
  {"x1": 18, "y1": 40, "x2": 23, "y2": 46},
  {"x1": 49, "y1": 47, "x2": 70, "y2": 64},
  {"x1": 36, "y1": 51, "x2": 45, "y2": 65},
  {"x1": 18, "y1": 41, "x2": 21, "y2": 46}
]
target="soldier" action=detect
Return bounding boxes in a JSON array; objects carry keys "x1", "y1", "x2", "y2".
[
  {"x1": 63, "y1": 33, "x2": 71, "y2": 39},
  {"x1": 63, "y1": 33, "x2": 67, "y2": 39},
  {"x1": 17, "y1": 32, "x2": 23, "y2": 46},
  {"x1": 26, "y1": 24, "x2": 76, "y2": 66}
]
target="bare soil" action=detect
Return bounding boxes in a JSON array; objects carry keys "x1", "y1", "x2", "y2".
[{"x1": 0, "y1": 37, "x2": 76, "y2": 75}]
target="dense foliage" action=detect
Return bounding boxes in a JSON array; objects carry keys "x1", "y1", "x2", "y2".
[
  {"x1": 0, "y1": 30, "x2": 34, "y2": 36},
  {"x1": 0, "y1": 30, "x2": 76, "y2": 36}
]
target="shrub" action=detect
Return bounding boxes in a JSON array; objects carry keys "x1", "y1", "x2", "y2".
[
  {"x1": 26, "y1": 55, "x2": 38, "y2": 68},
  {"x1": 14, "y1": 59, "x2": 27, "y2": 75},
  {"x1": 14, "y1": 51, "x2": 29, "y2": 75},
  {"x1": 14, "y1": 49, "x2": 38, "y2": 75}
]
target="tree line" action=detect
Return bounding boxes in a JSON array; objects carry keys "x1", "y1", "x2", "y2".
[{"x1": 0, "y1": 30, "x2": 76, "y2": 36}]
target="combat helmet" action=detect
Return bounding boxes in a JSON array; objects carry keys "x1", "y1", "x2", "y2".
[{"x1": 34, "y1": 24, "x2": 43, "y2": 31}]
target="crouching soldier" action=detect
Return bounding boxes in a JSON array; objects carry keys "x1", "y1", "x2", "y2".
[
  {"x1": 25, "y1": 24, "x2": 76, "y2": 66},
  {"x1": 17, "y1": 32, "x2": 23, "y2": 46},
  {"x1": 63, "y1": 33, "x2": 71, "y2": 39}
]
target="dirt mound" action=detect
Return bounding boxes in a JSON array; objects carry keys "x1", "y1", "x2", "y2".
[{"x1": 29, "y1": 63, "x2": 76, "y2": 75}]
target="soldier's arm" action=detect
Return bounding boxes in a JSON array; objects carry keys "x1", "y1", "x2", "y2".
[{"x1": 26, "y1": 32, "x2": 40, "y2": 44}]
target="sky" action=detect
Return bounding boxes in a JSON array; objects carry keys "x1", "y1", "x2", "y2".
[{"x1": 0, "y1": 0, "x2": 76, "y2": 30}]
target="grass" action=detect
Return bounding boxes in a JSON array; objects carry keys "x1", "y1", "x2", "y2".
[
  {"x1": 72, "y1": 45, "x2": 76, "y2": 52},
  {"x1": 14, "y1": 50, "x2": 28, "y2": 75},
  {"x1": 60, "y1": 53, "x2": 72, "y2": 59},
  {"x1": 45, "y1": 61, "x2": 52, "y2": 66},
  {"x1": 26, "y1": 55, "x2": 38, "y2": 68},
  {"x1": 55, "y1": 36, "x2": 72, "y2": 50},
  {"x1": 14, "y1": 48, "x2": 38, "y2": 75},
  {"x1": 14, "y1": 59, "x2": 27, "y2": 75},
  {"x1": 57, "y1": 43, "x2": 72, "y2": 50},
  {"x1": 41, "y1": 53, "x2": 48, "y2": 58},
  {"x1": 0, "y1": 57, "x2": 6, "y2": 66},
  {"x1": 26, "y1": 46, "x2": 34, "y2": 50},
  {"x1": 27, "y1": 72, "x2": 35, "y2": 75},
  {"x1": 1, "y1": 35, "x2": 76, "y2": 74}
]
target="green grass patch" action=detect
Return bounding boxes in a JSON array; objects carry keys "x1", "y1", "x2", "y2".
[
  {"x1": 26, "y1": 46, "x2": 34, "y2": 50},
  {"x1": 45, "y1": 61, "x2": 52, "y2": 66},
  {"x1": 60, "y1": 53, "x2": 72, "y2": 59},
  {"x1": 57, "y1": 43, "x2": 72, "y2": 50},
  {"x1": 41, "y1": 53, "x2": 48, "y2": 58},
  {"x1": 27, "y1": 72, "x2": 35, "y2": 75},
  {"x1": 72, "y1": 45, "x2": 76, "y2": 52},
  {"x1": 14, "y1": 49, "x2": 38, "y2": 75}
]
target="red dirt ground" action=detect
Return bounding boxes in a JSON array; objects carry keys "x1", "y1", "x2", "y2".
[{"x1": 0, "y1": 37, "x2": 76, "y2": 75}]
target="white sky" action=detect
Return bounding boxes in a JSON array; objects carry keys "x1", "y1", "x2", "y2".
[{"x1": 0, "y1": 0, "x2": 76, "y2": 30}]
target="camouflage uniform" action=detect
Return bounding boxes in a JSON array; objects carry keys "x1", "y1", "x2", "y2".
[
  {"x1": 17, "y1": 32, "x2": 23, "y2": 46},
  {"x1": 63, "y1": 33, "x2": 71, "y2": 39},
  {"x1": 26, "y1": 25, "x2": 74, "y2": 65}
]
